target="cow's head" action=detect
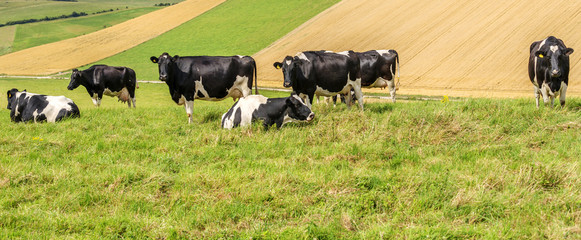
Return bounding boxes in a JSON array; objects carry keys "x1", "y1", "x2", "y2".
[
  {"x1": 286, "y1": 93, "x2": 315, "y2": 122},
  {"x1": 150, "y1": 53, "x2": 177, "y2": 81},
  {"x1": 67, "y1": 69, "x2": 83, "y2": 90},
  {"x1": 6, "y1": 88, "x2": 19, "y2": 110},
  {"x1": 274, "y1": 56, "x2": 300, "y2": 88},
  {"x1": 535, "y1": 44, "x2": 574, "y2": 79}
]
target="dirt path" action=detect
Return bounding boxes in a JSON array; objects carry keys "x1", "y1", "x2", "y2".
[
  {"x1": 0, "y1": 0, "x2": 225, "y2": 76},
  {"x1": 254, "y1": 0, "x2": 581, "y2": 98}
]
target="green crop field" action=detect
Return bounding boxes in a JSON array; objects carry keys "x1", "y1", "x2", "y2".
[
  {"x1": 0, "y1": 78, "x2": 580, "y2": 239},
  {"x1": 94, "y1": 0, "x2": 341, "y2": 81}
]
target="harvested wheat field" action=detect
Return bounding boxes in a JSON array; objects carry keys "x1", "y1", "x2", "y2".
[
  {"x1": 254, "y1": 0, "x2": 581, "y2": 98},
  {"x1": 0, "y1": 0, "x2": 224, "y2": 76}
]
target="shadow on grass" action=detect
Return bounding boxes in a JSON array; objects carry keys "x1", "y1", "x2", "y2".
[{"x1": 366, "y1": 104, "x2": 394, "y2": 114}]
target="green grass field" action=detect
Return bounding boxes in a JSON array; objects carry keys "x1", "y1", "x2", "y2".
[
  {"x1": 94, "y1": 0, "x2": 341, "y2": 81},
  {"x1": 7, "y1": 7, "x2": 160, "y2": 54},
  {"x1": 1, "y1": 78, "x2": 580, "y2": 238}
]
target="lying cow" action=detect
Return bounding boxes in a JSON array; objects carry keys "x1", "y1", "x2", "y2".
[
  {"x1": 273, "y1": 50, "x2": 364, "y2": 110},
  {"x1": 151, "y1": 53, "x2": 258, "y2": 123},
  {"x1": 528, "y1": 36, "x2": 574, "y2": 108},
  {"x1": 67, "y1": 65, "x2": 137, "y2": 108},
  {"x1": 221, "y1": 93, "x2": 314, "y2": 129},
  {"x1": 6, "y1": 88, "x2": 80, "y2": 123}
]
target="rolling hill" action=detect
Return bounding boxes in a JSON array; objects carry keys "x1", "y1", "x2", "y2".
[
  {"x1": 0, "y1": 0, "x2": 225, "y2": 75},
  {"x1": 1, "y1": 0, "x2": 580, "y2": 98}
]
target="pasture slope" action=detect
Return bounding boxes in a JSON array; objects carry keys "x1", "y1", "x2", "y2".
[
  {"x1": 0, "y1": 0, "x2": 225, "y2": 75},
  {"x1": 255, "y1": 0, "x2": 581, "y2": 98}
]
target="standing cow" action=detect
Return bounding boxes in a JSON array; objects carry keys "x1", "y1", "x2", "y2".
[
  {"x1": 528, "y1": 36, "x2": 574, "y2": 108},
  {"x1": 6, "y1": 88, "x2": 80, "y2": 123},
  {"x1": 221, "y1": 93, "x2": 315, "y2": 129},
  {"x1": 150, "y1": 53, "x2": 258, "y2": 123},
  {"x1": 325, "y1": 49, "x2": 400, "y2": 106},
  {"x1": 273, "y1": 50, "x2": 364, "y2": 110},
  {"x1": 67, "y1": 65, "x2": 137, "y2": 108},
  {"x1": 357, "y1": 50, "x2": 400, "y2": 102}
]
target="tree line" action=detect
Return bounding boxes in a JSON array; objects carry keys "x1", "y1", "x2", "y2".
[{"x1": 0, "y1": 8, "x2": 128, "y2": 28}]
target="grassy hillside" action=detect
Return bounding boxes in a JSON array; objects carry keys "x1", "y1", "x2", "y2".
[
  {"x1": 6, "y1": 8, "x2": 160, "y2": 54},
  {"x1": 94, "y1": 0, "x2": 341, "y2": 81},
  {"x1": 1, "y1": 78, "x2": 580, "y2": 238}
]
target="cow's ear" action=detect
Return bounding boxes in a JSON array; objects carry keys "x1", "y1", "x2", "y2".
[
  {"x1": 565, "y1": 48, "x2": 574, "y2": 56},
  {"x1": 273, "y1": 62, "x2": 282, "y2": 69},
  {"x1": 172, "y1": 55, "x2": 179, "y2": 61},
  {"x1": 72, "y1": 68, "x2": 78, "y2": 72},
  {"x1": 535, "y1": 51, "x2": 545, "y2": 58},
  {"x1": 150, "y1": 56, "x2": 158, "y2": 63},
  {"x1": 7, "y1": 91, "x2": 11, "y2": 99}
]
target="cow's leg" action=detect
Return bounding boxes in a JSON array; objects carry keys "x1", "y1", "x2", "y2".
[
  {"x1": 534, "y1": 86, "x2": 540, "y2": 108},
  {"x1": 184, "y1": 100, "x2": 194, "y2": 124},
  {"x1": 131, "y1": 98, "x2": 136, "y2": 108},
  {"x1": 306, "y1": 93, "x2": 315, "y2": 109},
  {"x1": 345, "y1": 90, "x2": 353, "y2": 110},
  {"x1": 540, "y1": 83, "x2": 551, "y2": 107},
  {"x1": 91, "y1": 93, "x2": 100, "y2": 107},
  {"x1": 353, "y1": 85, "x2": 364, "y2": 111},
  {"x1": 387, "y1": 80, "x2": 396, "y2": 103},
  {"x1": 550, "y1": 97, "x2": 555, "y2": 108},
  {"x1": 299, "y1": 93, "x2": 312, "y2": 109},
  {"x1": 559, "y1": 82, "x2": 567, "y2": 107}
]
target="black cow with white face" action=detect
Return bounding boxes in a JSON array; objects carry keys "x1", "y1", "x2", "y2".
[
  {"x1": 6, "y1": 88, "x2": 80, "y2": 123},
  {"x1": 357, "y1": 50, "x2": 399, "y2": 102},
  {"x1": 273, "y1": 50, "x2": 364, "y2": 110},
  {"x1": 150, "y1": 53, "x2": 258, "y2": 123},
  {"x1": 221, "y1": 93, "x2": 314, "y2": 129},
  {"x1": 528, "y1": 36, "x2": 574, "y2": 108},
  {"x1": 67, "y1": 65, "x2": 137, "y2": 108}
]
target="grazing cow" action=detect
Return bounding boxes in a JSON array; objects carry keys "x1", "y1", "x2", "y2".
[
  {"x1": 6, "y1": 88, "x2": 80, "y2": 123},
  {"x1": 357, "y1": 50, "x2": 400, "y2": 102},
  {"x1": 150, "y1": 53, "x2": 258, "y2": 123},
  {"x1": 221, "y1": 93, "x2": 314, "y2": 129},
  {"x1": 67, "y1": 65, "x2": 137, "y2": 108},
  {"x1": 528, "y1": 36, "x2": 574, "y2": 108},
  {"x1": 273, "y1": 50, "x2": 364, "y2": 110}
]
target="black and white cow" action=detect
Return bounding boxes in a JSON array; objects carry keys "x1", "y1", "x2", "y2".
[
  {"x1": 273, "y1": 50, "x2": 364, "y2": 110},
  {"x1": 221, "y1": 93, "x2": 314, "y2": 129},
  {"x1": 357, "y1": 50, "x2": 400, "y2": 102},
  {"x1": 150, "y1": 53, "x2": 258, "y2": 123},
  {"x1": 528, "y1": 36, "x2": 574, "y2": 108},
  {"x1": 6, "y1": 88, "x2": 80, "y2": 123},
  {"x1": 323, "y1": 50, "x2": 400, "y2": 106},
  {"x1": 67, "y1": 65, "x2": 137, "y2": 108}
]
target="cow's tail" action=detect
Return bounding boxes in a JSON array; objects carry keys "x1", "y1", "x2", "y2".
[
  {"x1": 252, "y1": 58, "x2": 259, "y2": 95},
  {"x1": 394, "y1": 50, "x2": 400, "y2": 91}
]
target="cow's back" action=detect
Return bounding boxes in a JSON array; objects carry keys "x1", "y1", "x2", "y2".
[{"x1": 305, "y1": 51, "x2": 360, "y2": 92}]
